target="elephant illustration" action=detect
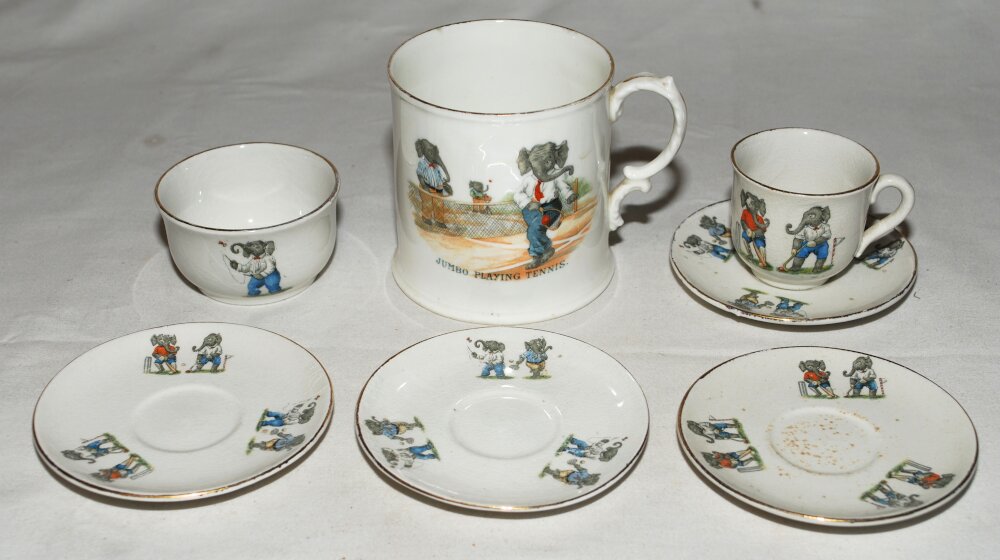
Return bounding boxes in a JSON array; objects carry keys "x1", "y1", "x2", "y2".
[
  {"x1": 469, "y1": 181, "x2": 491, "y2": 213},
  {"x1": 257, "y1": 400, "x2": 318, "y2": 430},
  {"x1": 62, "y1": 434, "x2": 129, "y2": 463},
  {"x1": 541, "y1": 458, "x2": 600, "y2": 488},
  {"x1": 682, "y1": 234, "x2": 732, "y2": 261},
  {"x1": 188, "y1": 333, "x2": 224, "y2": 373},
  {"x1": 701, "y1": 447, "x2": 763, "y2": 472},
  {"x1": 513, "y1": 140, "x2": 578, "y2": 269},
  {"x1": 414, "y1": 138, "x2": 451, "y2": 228},
  {"x1": 364, "y1": 416, "x2": 424, "y2": 443},
  {"x1": 738, "y1": 190, "x2": 769, "y2": 268},
  {"x1": 699, "y1": 215, "x2": 730, "y2": 244},
  {"x1": 149, "y1": 333, "x2": 178, "y2": 374},
  {"x1": 229, "y1": 240, "x2": 281, "y2": 296},
  {"x1": 780, "y1": 206, "x2": 832, "y2": 273},
  {"x1": 557, "y1": 435, "x2": 628, "y2": 462},
  {"x1": 732, "y1": 289, "x2": 774, "y2": 311},
  {"x1": 800, "y1": 359, "x2": 837, "y2": 398},
  {"x1": 864, "y1": 238, "x2": 904, "y2": 269},
  {"x1": 510, "y1": 337, "x2": 553, "y2": 378},
  {"x1": 842, "y1": 355, "x2": 879, "y2": 398},
  {"x1": 471, "y1": 339, "x2": 507, "y2": 378},
  {"x1": 247, "y1": 429, "x2": 305, "y2": 453}
]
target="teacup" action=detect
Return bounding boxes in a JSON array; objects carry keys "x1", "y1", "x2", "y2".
[
  {"x1": 155, "y1": 143, "x2": 340, "y2": 304},
  {"x1": 730, "y1": 128, "x2": 914, "y2": 290},
  {"x1": 389, "y1": 20, "x2": 687, "y2": 324}
]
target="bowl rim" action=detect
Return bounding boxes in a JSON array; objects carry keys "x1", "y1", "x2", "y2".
[{"x1": 154, "y1": 142, "x2": 340, "y2": 233}]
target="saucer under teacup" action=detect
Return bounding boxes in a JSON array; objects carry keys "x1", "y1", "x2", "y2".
[
  {"x1": 670, "y1": 200, "x2": 916, "y2": 325},
  {"x1": 677, "y1": 347, "x2": 977, "y2": 526},
  {"x1": 33, "y1": 323, "x2": 333, "y2": 501},
  {"x1": 355, "y1": 327, "x2": 648, "y2": 512}
]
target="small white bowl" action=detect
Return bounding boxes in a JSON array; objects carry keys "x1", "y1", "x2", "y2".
[{"x1": 155, "y1": 143, "x2": 340, "y2": 305}]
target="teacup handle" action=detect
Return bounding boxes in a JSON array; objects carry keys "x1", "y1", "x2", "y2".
[
  {"x1": 607, "y1": 73, "x2": 687, "y2": 231},
  {"x1": 855, "y1": 173, "x2": 915, "y2": 258}
]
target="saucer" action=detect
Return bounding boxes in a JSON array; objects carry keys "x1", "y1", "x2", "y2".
[
  {"x1": 669, "y1": 201, "x2": 916, "y2": 325},
  {"x1": 33, "y1": 323, "x2": 333, "y2": 501},
  {"x1": 355, "y1": 327, "x2": 648, "y2": 512},
  {"x1": 677, "y1": 347, "x2": 978, "y2": 526}
]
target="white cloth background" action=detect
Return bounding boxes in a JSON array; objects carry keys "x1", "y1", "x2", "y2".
[{"x1": 1, "y1": 1, "x2": 997, "y2": 558}]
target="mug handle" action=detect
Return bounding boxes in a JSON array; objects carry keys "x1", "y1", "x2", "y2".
[
  {"x1": 607, "y1": 73, "x2": 687, "y2": 231},
  {"x1": 854, "y1": 173, "x2": 915, "y2": 257}
]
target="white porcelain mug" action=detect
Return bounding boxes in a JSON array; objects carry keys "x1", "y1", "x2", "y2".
[
  {"x1": 730, "y1": 128, "x2": 915, "y2": 290},
  {"x1": 389, "y1": 20, "x2": 687, "y2": 324}
]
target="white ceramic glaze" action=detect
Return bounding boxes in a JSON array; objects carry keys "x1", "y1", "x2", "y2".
[
  {"x1": 33, "y1": 323, "x2": 333, "y2": 501},
  {"x1": 678, "y1": 347, "x2": 977, "y2": 526},
  {"x1": 730, "y1": 128, "x2": 914, "y2": 290},
  {"x1": 356, "y1": 327, "x2": 648, "y2": 511},
  {"x1": 156, "y1": 143, "x2": 339, "y2": 305},
  {"x1": 671, "y1": 201, "x2": 916, "y2": 325},
  {"x1": 389, "y1": 20, "x2": 686, "y2": 324}
]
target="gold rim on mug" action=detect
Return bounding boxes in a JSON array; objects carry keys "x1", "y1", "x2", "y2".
[
  {"x1": 668, "y1": 200, "x2": 918, "y2": 325},
  {"x1": 730, "y1": 127, "x2": 881, "y2": 197},
  {"x1": 387, "y1": 19, "x2": 615, "y2": 117},
  {"x1": 676, "y1": 346, "x2": 979, "y2": 525},
  {"x1": 354, "y1": 326, "x2": 650, "y2": 512},
  {"x1": 154, "y1": 142, "x2": 341, "y2": 233},
  {"x1": 32, "y1": 322, "x2": 335, "y2": 501}
]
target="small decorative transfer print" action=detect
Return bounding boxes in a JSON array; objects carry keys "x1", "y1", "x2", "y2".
[
  {"x1": 778, "y1": 206, "x2": 840, "y2": 274},
  {"x1": 540, "y1": 458, "x2": 600, "y2": 488},
  {"x1": 466, "y1": 338, "x2": 509, "y2": 379},
  {"x1": 682, "y1": 234, "x2": 733, "y2": 262},
  {"x1": 408, "y1": 138, "x2": 596, "y2": 280},
  {"x1": 798, "y1": 356, "x2": 886, "y2": 398},
  {"x1": 842, "y1": 356, "x2": 885, "y2": 398},
  {"x1": 365, "y1": 416, "x2": 439, "y2": 469},
  {"x1": 220, "y1": 240, "x2": 283, "y2": 296},
  {"x1": 772, "y1": 296, "x2": 808, "y2": 318},
  {"x1": 732, "y1": 288, "x2": 773, "y2": 311},
  {"x1": 798, "y1": 359, "x2": 838, "y2": 399},
  {"x1": 186, "y1": 333, "x2": 229, "y2": 373},
  {"x1": 246, "y1": 396, "x2": 322, "y2": 455},
  {"x1": 555, "y1": 435, "x2": 628, "y2": 462},
  {"x1": 93, "y1": 453, "x2": 154, "y2": 482},
  {"x1": 382, "y1": 442, "x2": 440, "y2": 468},
  {"x1": 887, "y1": 460, "x2": 954, "y2": 489},
  {"x1": 686, "y1": 418, "x2": 749, "y2": 444},
  {"x1": 701, "y1": 446, "x2": 764, "y2": 472},
  {"x1": 145, "y1": 333, "x2": 179, "y2": 374},
  {"x1": 863, "y1": 239, "x2": 905, "y2": 269},
  {"x1": 699, "y1": 215, "x2": 731, "y2": 244},
  {"x1": 514, "y1": 141, "x2": 579, "y2": 270},
  {"x1": 414, "y1": 139, "x2": 453, "y2": 228},
  {"x1": 144, "y1": 332, "x2": 233, "y2": 375},
  {"x1": 247, "y1": 429, "x2": 305, "y2": 454},
  {"x1": 510, "y1": 337, "x2": 553, "y2": 379},
  {"x1": 469, "y1": 181, "x2": 491, "y2": 213},
  {"x1": 540, "y1": 432, "x2": 627, "y2": 489},
  {"x1": 63, "y1": 433, "x2": 153, "y2": 482},
  {"x1": 364, "y1": 416, "x2": 425, "y2": 444},
  {"x1": 861, "y1": 480, "x2": 923, "y2": 509},
  {"x1": 62, "y1": 433, "x2": 129, "y2": 463},
  {"x1": 256, "y1": 397, "x2": 319, "y2": 431},
  {"x1": 737, "y1": 190, "x2": 770, "y2": 269},
  {"x1": 731, "y1": 289, "x2": 809, "y2": 319}
]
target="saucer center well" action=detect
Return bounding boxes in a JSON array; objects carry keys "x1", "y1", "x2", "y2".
[
  {"x1": 449, "y1": 388, "x2": 562, "y2": 460},
  {"x1": 768, "y1": 407, "x2": 879, "y2": 475},
  {"x1": 132, "y1": 385, "x2": 242, "y2": 453}
]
